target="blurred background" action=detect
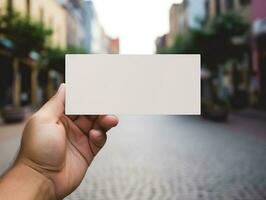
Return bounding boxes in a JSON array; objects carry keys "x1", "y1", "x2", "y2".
[{"x1": 0, "y1": 0, "x2": 266, "y2": 199}]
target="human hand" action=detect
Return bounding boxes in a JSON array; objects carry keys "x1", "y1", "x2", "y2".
[{"x1": 10, "y1": 84, "x2": 118, "y2": 199}]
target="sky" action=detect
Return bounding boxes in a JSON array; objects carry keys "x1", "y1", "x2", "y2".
[{"x1": 92, "y1": 0, "x2": 184, "y2": 54}]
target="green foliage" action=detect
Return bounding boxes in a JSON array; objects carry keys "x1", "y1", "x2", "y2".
[
  {"x1": 0, "y1": 11, "x2": 52, "y2": 57},
  {"x1": 208, "y1": 12, "x2": 248, "y2": 35},
  {"x1": 42, "y1": 46, "x2": 86, "y2": 74},
  {"x1": 161, "y1": 12, "x2": 250, "y2": 71}
]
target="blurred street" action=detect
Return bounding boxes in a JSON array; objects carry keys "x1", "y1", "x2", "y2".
[
  {"x1": 1, "y1": 114, "x2": 266, "y2": 200},
  {"x1": 0, "y1": 0, "x2": 266, "y2": 199}
]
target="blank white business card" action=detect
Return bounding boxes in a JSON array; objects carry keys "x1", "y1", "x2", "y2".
[{"x1": 66, "y1": 55, "x2": 200, "y2": 115}]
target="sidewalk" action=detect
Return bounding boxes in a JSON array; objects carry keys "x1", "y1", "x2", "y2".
[
  {"x1": 232, "y1": 108, "x2": 266, "y2": 121},
  {"x1": 227, "y1": 109, "x2": 266, "y2": 141},
  {"x1": 0, "y1": 122, "x2": 24, "y2": 174},
  {"x1": 0, "y1": 122, "x2": 24, "y2": 141}
]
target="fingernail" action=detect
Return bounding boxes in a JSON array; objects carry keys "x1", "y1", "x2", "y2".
[{"x1": 57, "y1": 83, "x2": 65, "y2": 95}]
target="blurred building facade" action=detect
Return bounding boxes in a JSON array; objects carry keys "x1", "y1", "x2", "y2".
[
  {"x1": 156, "y1": 0, "x2": 266, "y2": 110},
  {"x1": 0, "y1": 0, "x2": 68, "y2": 48},
  {"x1": 164, "y1": 0, "x2": 252, "y2": 48},
  {"x1": 0, "y1": 0, "x2": 118, "y2": 113},
  {"x1": 157, "y1": 0, "x2": 207, "y2": 50},
  {"x1": 155, "y1": 34, "x2": 168, "y2": 52},
  {"x1": 83, "y1": 0, "x2": 110, "y2": 53},
  {"x1": 108, "y1": 38, "x2": 120, "y2": 54},
  {"x1": 59, "y1": 0, "x2": 85, "y2": 48},
  {"x1": 205, "y1": 0, "x2": 253, "y2": 108},
  {"x1": 0, "y1": 0, "x2": 69, "y2": 109},
  {"x1": 252, "y1": 0, "x2": 266, "y2": 105},
  {"x1": 166, "y1": 2, "x2": 188, "y2": 48},
  {"x1": 206, "y1": 0, "x2": 251, "y2": 21},
  {"x1": 187, "y1": 0, "x2": 207, "y2": 28}
]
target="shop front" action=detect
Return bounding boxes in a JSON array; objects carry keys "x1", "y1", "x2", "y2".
[{"x1": 252, "y1": 0, "x2": 266, "y2": 107}]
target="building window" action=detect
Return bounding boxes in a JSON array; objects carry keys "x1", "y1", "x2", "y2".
[
  {"x1": 215, "y1": 0, "x2": 221, "y2": 15},
  {"x1": 183, "y1": 0, "x2": 189, "y2": 8},
  {"x1": 48, "y1": 17, "x2": 54, "y2": 45},
  {"x1": 240, "y1": 0, "x2": 250, "y2": 6},
  {"x1": 26, "y1": 0, "x2": 31, "y2": 17},
  {"x1": 7, "y1": 0, "x2": 13, "y2": 14},
  {"x1": 225, "y1": 0, "x2": 234, "y2": 10},
  {"x1": 40, "y1": 7, "x2": 44, "y2": 24},
  {"x1": 49, "y1": 17, "x2": 53, "y2": 29},
  {"x1": 205, "y1": 0, "x2": 210, "y2": 20}
]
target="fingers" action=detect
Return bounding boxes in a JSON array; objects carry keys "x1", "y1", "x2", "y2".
[
  {"x1": 93, "y1": 115, "x2": 119, "y2": 131},
  {"x1": 88, "y1": 115, "x2": 119, "y2": 156},
  {"x1": 67, "y1": 115, "x2": 98, "y2": 122},
  {"x1": 74, "y1": 115, "x2": 118, "y2": 134},
  {"x1": 67, "y1": 114, "x2": 118, "y2": 157},
  {"x1": 88, "y1": 129, "x2": 107, "y2": 156},
  {"x1": 67, "y1": 115, "x2": 78, "y2": 121},
  {"x1": 37, "y1": 84, "x2": 65, "y2": 122},
  {"x1": 73, "y1": 116, "x2": 95, "y2": 134}
]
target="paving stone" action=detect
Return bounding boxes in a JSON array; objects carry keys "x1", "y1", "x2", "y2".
[{"x1": 0, "y1": 116, "x2": 265, "y2": 200}]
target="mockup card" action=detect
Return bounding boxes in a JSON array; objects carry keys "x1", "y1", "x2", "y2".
[{"x1": 66, "y1": 55, "x2": 200, "y2": 115}]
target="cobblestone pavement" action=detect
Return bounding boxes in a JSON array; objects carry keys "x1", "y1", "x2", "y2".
[
  {"x1": 66, "y1": 116, "x2": 266, "y2": 200},
  {"x1": 0, "y1": 122, "x2": 24, "y2": 173},
  {"x1": 0, "y1": 115, "x2": 266, "y2": 200}
]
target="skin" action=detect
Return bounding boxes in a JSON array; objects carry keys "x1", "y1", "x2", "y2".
[{"x1": 0, "y1": 84, "x2": 119, "y2": 200}]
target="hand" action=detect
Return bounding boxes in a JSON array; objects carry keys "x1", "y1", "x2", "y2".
[{"x1": 14, "y1": 84, "x2": 119, "y2": 199}]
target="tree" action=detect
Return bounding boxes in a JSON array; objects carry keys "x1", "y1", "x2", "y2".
[
  {"x1": 0, "y1": 11, "x2": 52, "y2": 57},
  {"x1": 42, "y1": 46, "x2": 86, "y2": 75},
  {"x1": 0, "y1": 11, "x2": 52, "y2": 107},
  {"x1": 161, "y1": 12, "x2": 250, "y2": 72},
  {"x1": 205, "y1": 12, "x2": 249, "y2": 68}
]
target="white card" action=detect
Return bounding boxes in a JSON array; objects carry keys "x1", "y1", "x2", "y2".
[{"x1": 66, "y1": 55, "x2": 201, "y2": 115}]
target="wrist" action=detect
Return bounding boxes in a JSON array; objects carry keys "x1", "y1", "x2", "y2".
[{"x1": 0, "y1": 163, "x2": 57, "y2": 200}]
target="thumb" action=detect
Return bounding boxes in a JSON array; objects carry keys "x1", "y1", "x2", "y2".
[{"x1": 37, "y1": 84, "x2": 66, "y2": 121}]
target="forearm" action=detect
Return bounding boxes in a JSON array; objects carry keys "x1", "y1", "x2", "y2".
[{"x1": 0, "y1": 163, "x2": 56, "y2": 200}]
